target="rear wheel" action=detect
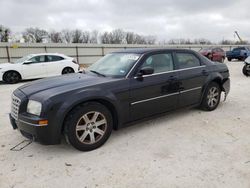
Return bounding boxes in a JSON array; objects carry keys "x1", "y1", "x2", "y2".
[
  {"x1": 227, "y1": 58, "x2": 232, "y2": 61},
  {"x1": 62, "y1": 67, "x2": 74, "y2": 74},
  {"x1": 3, "y1": 71, "x2": 21, "y2": 84},
  {"x1": 201, "y1": 82, "x2": 221, "y2": 111},
  {"x1": 64, "y1": 102, "x2": 113, "y2": 151}
]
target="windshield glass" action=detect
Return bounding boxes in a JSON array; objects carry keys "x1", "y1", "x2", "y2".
[
  {"x1": 87, "y1": 53, "x2": 141, "y2": 77},
  {"x1": 13, "y1": 55, "x2": 33, "y2": 64}
]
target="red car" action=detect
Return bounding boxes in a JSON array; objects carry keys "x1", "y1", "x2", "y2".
[{"x1": 199, "y1": 47, "x2": 226, "y2": 63}]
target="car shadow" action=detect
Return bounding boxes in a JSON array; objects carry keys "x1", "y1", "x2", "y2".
[
  {"x1": 21, "y1": 107, "x2": 203, "y2": 154},
  {"x1": 0, "y1": 79, "x2": 39, "y2": 85}
]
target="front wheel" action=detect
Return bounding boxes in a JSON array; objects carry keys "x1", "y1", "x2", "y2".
[
  {"x1": 242, "y1": 64, "x2": 250, "y2": 76},
  {"x1": 64, "y1": 102, "x2": 113, "y2": 151},
  {"x1": 200, "y1": 82, "x2": 221, "y2": 111},
  {"x1": 3, "y1": 71, "x2": 21, "y2": 84}
]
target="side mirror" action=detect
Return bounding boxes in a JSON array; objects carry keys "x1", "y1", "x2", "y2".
[
  {"x1": 137, "y1": 67, "x2": 154, "y2": 78},
  {"x1": 140, "y1": 67, "x2": 154, "y2": 75},
  {"x1": 23, "y1": 61, "x2": 33, "y2": 65}
]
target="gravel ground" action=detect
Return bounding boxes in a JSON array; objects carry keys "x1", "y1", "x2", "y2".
[{"x1": 0, "y1": 61, "x2": 250, "y2": 188}]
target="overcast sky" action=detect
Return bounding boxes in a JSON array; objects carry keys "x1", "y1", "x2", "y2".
[{"x1": 0, "y1": 0, "x2": 249, "y2": 42}]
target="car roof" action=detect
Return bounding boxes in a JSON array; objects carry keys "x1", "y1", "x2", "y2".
[
  {"x1": 112, "y1": 48, "x2": 195, "y2": 54},
  {"x1": 29, "y1": 53, "x2": 68, "y2": 57}
]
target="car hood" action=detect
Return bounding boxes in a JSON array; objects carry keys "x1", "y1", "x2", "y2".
[
  {"x1": 18, "y1": 72, "x2": 114, "y2": 97},
  {"x1": 0, "y1": 63, "x2": 16, "y2": 69}
]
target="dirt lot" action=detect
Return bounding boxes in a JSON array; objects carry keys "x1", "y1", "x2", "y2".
[{"x1": 0, "y1": 61, "x2": 250, "y2": 188}]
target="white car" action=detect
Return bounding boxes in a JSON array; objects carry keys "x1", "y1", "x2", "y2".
[{"x1": 0, "y1": 53, "x2": 80, "y2": 83}]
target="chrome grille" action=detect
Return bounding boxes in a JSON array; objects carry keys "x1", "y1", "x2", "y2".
[{"x1": 11, "y1": 94, "x2": 21, "y2": 121}]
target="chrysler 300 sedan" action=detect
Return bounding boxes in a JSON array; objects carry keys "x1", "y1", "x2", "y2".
[{"x1": 9, "y1": 48, "x2": 230, "y2": 151}]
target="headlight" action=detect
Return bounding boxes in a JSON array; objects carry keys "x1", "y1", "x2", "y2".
[{"x1": 27, "y1": 100, "x2": 42, "y2": 116}]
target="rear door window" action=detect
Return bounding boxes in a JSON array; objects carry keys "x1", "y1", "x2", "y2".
[
  {"x1": 175, "y1": 53, "x2": 201, "y2": 69},
  {"x1": 47, "y1": 55, "x2": 64, "y2": 62}
]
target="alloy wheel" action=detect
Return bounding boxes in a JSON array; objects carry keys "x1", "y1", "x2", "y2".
[
  {"x1": 62, "y1": 68, "x2": 74, "y2": 74},
  {"x1": 207, "y1": 87, "x2": 220, "y2": 108},
  {"x1": 5, "y1": 72, "x2": 20, "y2": 83},
  {"x1": 75, "y1": 111, "x2": 107, "y2": 144}
]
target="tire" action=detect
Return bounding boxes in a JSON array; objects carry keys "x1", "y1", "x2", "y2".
[
  {"x1": 3, "y1": 71, "x2": 21, "y2": 84},
  {"x1": 241, "y1": 57, "x2": 247, "y2": 61},
  {"x1": 200, "y1": 82, "x2": 221, "y2": 111},
  {"x1": 227, "y1": 58, "x2": 232, "y2": 61},
  {"x1": 64, "y1": 102, "x2": 113, "y2": 151},
  {"x1": 62, "y1": 67, "x2": 74, "y2": 74},
  {"x1": 242, "y1": 65, "x2": 250, "y2": 76}
]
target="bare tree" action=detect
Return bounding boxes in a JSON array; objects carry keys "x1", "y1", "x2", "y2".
[
  {"x1": 61, "y1": 29, "x2": 73, "y2": 43},
  {"x1": 193, "y1": 38, "x2": 212, "y2": 45},
  {"x1": 110, "y1": 29, "x2": 125, "y2": 44},
  {"x1": 125, "y1": 32, "x2": 136, "y2": 44},
  {"x1": 22, "y1": 27, "x2": 48, "y2": 43},
  {"x1": 100, "y1": 31, "x2": 111, "y2": 44},
  {"x1": 49, "y1": 31, "x2": 62, "y2": 43},
  {"x1": 0, "y1": 25, "x2": 10, "y2": 42},
  {"x1": 82, "y1": 31, "x2": 90, "y2": 43},
  {"x1": 101, "y1": 29, "x2": 126, "y2": 44},
  {"x1": 89, "y1": 30, "x2": 98, "y2": 43},
  {"x1": 145, "y1": 35, "x2": 156, "y2": 44},
  {"x1": 168, "y1": 38, "x2": 192, "y2": 44},
  {"x1": 72, "y1": 29, "x2": 83, "y2": 43},
  {"x1": 219, "y1": 39, "x2": 234, "y2": 45},
  {"x1": 134, "y1": 34, "x2": 147, "y2": 44}
]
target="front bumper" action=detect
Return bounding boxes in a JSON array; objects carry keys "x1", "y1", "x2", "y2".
[
  {"x1": 9, "y1": 113, "x2": 60, "y2": 145},
  {"x1": 0, "y1": 71, "x2": 3, "y2": 81}
]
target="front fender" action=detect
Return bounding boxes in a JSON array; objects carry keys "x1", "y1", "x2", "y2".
[{"x1": 50, "y1": 88, "x2": 121, "y2": 140}]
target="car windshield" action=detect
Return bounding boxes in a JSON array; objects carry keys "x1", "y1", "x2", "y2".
[
  {"x1": 87, "y1": 53, "x2": 141, "y2": 77},
  {"x1": 12, "y1": 55, "x2": 33, "y2": 64}
]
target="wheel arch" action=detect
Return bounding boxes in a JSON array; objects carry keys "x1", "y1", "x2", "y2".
[
  {"x1": 3, "y1": 70, "x2": 22, "y2": 81},
  {"x1": 200, "y1": 75, "x2": 223, "y2": 104},
  {"x1": 60, "y1": 98, "x2": 120, "y2": 134}
]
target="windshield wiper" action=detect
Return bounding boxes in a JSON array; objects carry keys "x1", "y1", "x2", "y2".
[{"x1": 89, "y1": 70, "x2": 106, "y2": 77}]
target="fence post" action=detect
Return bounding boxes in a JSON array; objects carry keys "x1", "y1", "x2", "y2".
[
  {"x1": 76, "y1": 46, "x2": 79, "y2": 63},
  {"x1": 6, "y1": 45, "x2": 10, "y2": 62},
  {"x1": 101, "y1": 46, "x2": 104, "y2": 56}
]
